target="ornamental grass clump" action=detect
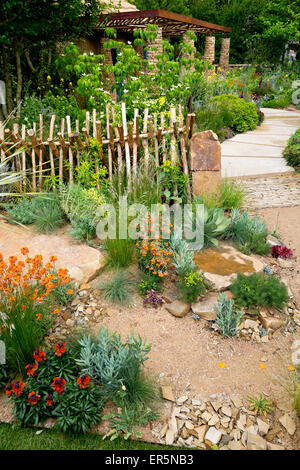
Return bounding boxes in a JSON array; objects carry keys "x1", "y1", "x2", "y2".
[
  {"x1": 99, "y1": 270, "x2": 135, "y2": 305},
  {"x1": 0, "y1": 248, "x2": 74, "y2": 374},
  {"x1": 214, "y1": 293, "x2": 244, "y2": 338},
  {"x1": 230, "y1": 273, "x2": 289, "y2": 310}
]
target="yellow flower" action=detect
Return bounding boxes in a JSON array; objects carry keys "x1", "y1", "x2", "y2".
[
  {"x1": 47, "y1": 75, "x2": 51, "y2": 81},
  {"x1": 259, "y1": 363, "x2": 266, "y2": 370},
  {"x1": 288, "y1": 365, "x2": 295, "y2": 371},
  {"x1": 218, "y1": 362, "x2": 226, "y2": 369}
]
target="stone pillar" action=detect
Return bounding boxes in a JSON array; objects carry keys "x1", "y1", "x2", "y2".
[
  {"x1": 203, "y1": 36, "x2": 215, "y2": 64},
  {"x1": 189, "y1": 130, "x2": 221, "y2": 197},
  {"x1": 147, "y1": 27, "x2": 163, "y2": 69},
  {"x1": 219, "y1": 37, "x2": 230, "y2": 69},
  {"x1": 182, "y1": 32, "x2": 196, "y2": 60}
]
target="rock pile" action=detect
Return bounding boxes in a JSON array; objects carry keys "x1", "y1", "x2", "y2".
[{"x1": 154, "y1": 390, "x2": 297, "y2": 450}]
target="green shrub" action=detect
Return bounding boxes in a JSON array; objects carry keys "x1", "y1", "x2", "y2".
[
  {"x1": 178, "y1": 270, "x2": 207, "y2": 303},
  {"x1": 226, "y1": 209, "x2": 270, "y2": 255},
  {"x1": 283, "y1": 128, "x2": 300, "y2": 169},
  {"x1": 192, "y1": 205, "x2": 230, "y2": 248},
  {"x1": 99, "y1": 270, "x2": 135, "y2": 305},
  {"x1": 104, "y1": 238, "x2": 135, "y2": 268},
  {"x1": 7, "y1": 199, "x2": 35, "y2": 225},
  {"x1": 76, "y1": 328, "x2": 152, "y2": 402},
  {"x1": 54, "y1": 382, "x2": 105, "y2": 435},
  {"x1": 169, "y1": 238, "x2": 196, "y2": 277},
  {"x1": 230, "y1": 273, "x2": 289, "y2": 310},
  {"x1": 7, "y1": 194, "x2": 65, "y2": 233},
  {"x1": 214, "y1": 293, "x2": 244, "y2": 337},
  {"x1": 211, "y1": 94, "x2": 259, "y2": 133},
  {"x1": 196, "y1": 94, "x2": 259, "y2": 141}
]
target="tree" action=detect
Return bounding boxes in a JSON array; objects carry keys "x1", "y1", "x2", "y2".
[
  {"x1": 0, "y1": 0, "x2": 104, "y2": 119},
  {"x1": 133, "y1": 0, "x2": 191, "y2": 16}
]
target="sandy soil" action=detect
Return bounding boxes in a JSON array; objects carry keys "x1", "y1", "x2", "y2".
[{"x1": 255, "y1": 205, "x2": 300, "y2": 306}]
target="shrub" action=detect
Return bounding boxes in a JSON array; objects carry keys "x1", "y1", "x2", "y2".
[
  {"x1": 272, "y1": 245, "x2": 293, "y2": 260},
  {"x1": 5, "y1": 341, "x2": 104, "y2": 434},
  {"x1": 7, "y1": 195, "x2": 65, "y2": 233},
  {"x1": 196, "y1": 94, "x2": 259, "y2": 141},
  {"x1": 53, "y1": 382, "x2": 105, "y2": 435},
  {"x1": 136, "y1": 238, "x2": 173, "y2": 283},
  {"x1": 178, "y1": 271, "x2": 207, "y2": 303},
  {"x1": 210, "y1": 94, "x2": 259, "y2": 133},
  {"x1": 99, "y1": 270, "x2": 135, "y2": 305},
  {"x1": 0, "y1": 248, "x2": 72, "y2": 374},
  {"x1": 230, "y1": 273, "x2": 289, "y2": 310},
  {"x1": 226, "y1": 209, "x2": 270, "y2": 255},
  {"x1": 104, "y1": 238, "x2": 135, "y2": 268},
  {"x1": 7, "y1": 199, "x2": 35, "y2": 225},
  {"x1": 214, "y1": 293, "x2": 244, "y2": 338},
  {"x1": 76, "y1": 328, "x2": 152, "y2": 402},
  {"x1": 283, "y1": 128, "x2": 300, "y2": 169},
  {"x1": 197, "y1": 206, "x2": 230, "y2": 248}
]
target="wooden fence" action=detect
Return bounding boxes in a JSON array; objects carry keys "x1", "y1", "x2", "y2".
[{"x1": 0, "y1": 103, "x2": 195, "y2": 194}]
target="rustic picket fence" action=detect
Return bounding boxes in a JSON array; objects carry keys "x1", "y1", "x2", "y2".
[{"x1": 0, "y1": 103, "x2": 195, "y2": 193}]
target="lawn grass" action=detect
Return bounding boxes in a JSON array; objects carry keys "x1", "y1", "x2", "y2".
[{"x1": 0, "y1": 423, "x2": 180, "y2": 451}]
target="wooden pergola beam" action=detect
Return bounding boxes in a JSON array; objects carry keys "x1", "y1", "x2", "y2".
[{"x1": 97, "y1": 9, "x2": 232, "y2": 35}]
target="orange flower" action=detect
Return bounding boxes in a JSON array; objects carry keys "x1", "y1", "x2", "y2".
[
  {"x1": 259, "y1": 363, "x2": 266, "y2": 370},
  {"x1": 288, "y1": 365, "x2": 295, "y2": 371},
  {"x1": 53, "y1": 308, "x2": 60, "y2": 315},
  {"x1": 66, "y1": 289, "x2": 74, "y2": 295},
  {"x1": 21, "y1": 247, "x2": 29, "y2": 255},
  {"x1": 218, "y1": 362, "x2": 226, "y2": 369},
  {"x1": 35, "y1": 313, "x2": 42, "y2": 320}
]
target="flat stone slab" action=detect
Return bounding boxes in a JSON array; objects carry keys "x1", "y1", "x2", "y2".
[
  {"x1": 191, "y1": 292, "x2": 219, "y2": 321},
  {"x1": 194, "y1": 243, "x2": 264, "y2": 290},
  {"x1": 222, "y1": 157, "x2": 293, "y2": 178},
  {"x1": 0, "y1": 222, "x2": 105, "y2": 284},
  {"x1": 221, "y1": 108, "x2": 300, "y2": 178}
]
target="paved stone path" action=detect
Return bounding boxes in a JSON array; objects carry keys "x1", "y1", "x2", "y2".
[
  {"x1": 242, "y1": 174, "x2": 300, "y2": 209},
  {"x1": 221, "y1": 108, "x2": 300, "y2": 178}
]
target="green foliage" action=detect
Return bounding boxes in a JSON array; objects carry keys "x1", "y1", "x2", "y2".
[
  {"x1": 284, "y1": 128, "x2": 300, "y2": 170},
  {"x1": 0, "y1": 365, "x2": 8, "y2": 390},
  {"x1": 60, "y1": 184, "x2": 105, "y2": 241},
  {"x1": 192, "y1": 205, "x2": 230, "y2": 248},
  {"x1": 50, "y1": 270, "x2": 76, "y2": 306},
  {"x1": 248, "y1": 394, "x2": 274, "y2": 416},
  {"x1": 76, "y1": 328, "x2": 151, "y2": 400},
  {"x1": 99, "y1": 270, "x2": 135, "y2": 305},
  {"x1": 211, "y1": 94, "x2": 259, "y2": 133},
  {"x1": 138, "y1": 273, "x2": 162, "y2": 297},
  {"x1": 197, "y1": 178, "x2": 245, "y2": 211},
  {"x1": 230, "y1": 273, "x2": 289, "y2": 310},
  {"x1": 104, "y1": 238, "x2": 135, "y2": 269},
  {"x1": 54, "y1": 382, "x2": 105, "y2": 435},
  {"x1": 7, "y1": 199, "x2": 35, "y2": 225},
  {"x1": 169, "y1": 238, "x2": 196, "y2": 278},
  {"x1": 75, "y1": 139, "x2": 109, "y2": 190},
  {"x1": 0, "y1": 290, "x2": 53, "y2": 375},
  {"x1": 158, "y1": 160, "x2": 189, "y2": 204},
  {"x1": 226, "y1": 209, "x2": 270, "y2": 255},
  {"x1": 7, "y1": 195, "x2": 65, "y2": 233},
  {"x1": 196, "y1": 100, "x2": 236, "y2": 142},
  {"x1": 178, "y1": 270, "x2": 207, "y2": 303},
  {"x1": 214, "y1": 293, "x2": 244, "y2": 338}
]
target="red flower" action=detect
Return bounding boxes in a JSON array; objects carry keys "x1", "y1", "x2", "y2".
[
  {"x1": 46, "y1": 395, "x2": 53, "y2": 406},
  {"x1": 12, "y1": 381, "x2": 25, "y2": 397},
  {"x1": 33, "y1": 349, "x2": 47, "y2": 363},
  {"x1": 272, "y1": 245, "x2": 293, "y2": 260},
  {"x1": 5, "y1": 384, "x2": 13, "y2": 397},
  {"x1": 77, "y1": 374, "x2": 90, "y2": 389},
  {"x1": 28, "y1": 391, "x2": 40, "y2": 406},
  {"x1": 55, "y1": 342, "x2": 66, "y2": 357},
  {"x1": 25, "y1": 363, "x2": 38, "y2": 376},
  {"x1": 51, "y1": 377, "x2": 66, "y2": 395}
]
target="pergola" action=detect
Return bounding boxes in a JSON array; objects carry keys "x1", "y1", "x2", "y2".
[{"x1": 97, "y1": 9, "x2": 231, "y2": 36}]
